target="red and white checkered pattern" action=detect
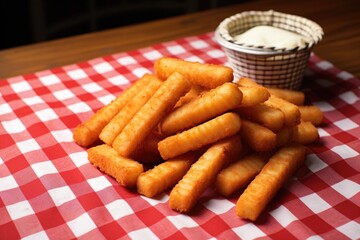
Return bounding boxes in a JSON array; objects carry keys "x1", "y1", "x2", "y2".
[{"x1": 1, "y1": 32, "x2": 359, "y2": 239}]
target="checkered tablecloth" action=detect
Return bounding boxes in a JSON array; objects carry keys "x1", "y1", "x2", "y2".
[{"x1": 1, "y1": 32, "x2": 359, "y2": 240}]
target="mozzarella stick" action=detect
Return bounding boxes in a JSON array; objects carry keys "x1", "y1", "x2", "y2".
[
  {"x1": 87, "y1": 144, "x2": 143, "y2": 187},
  {"x1": 99, "y1": 77, "x2": 162, "y2": 145},
  {"x1": 154, "y1": 57, "x2": 233, "y2": 88},
  {"x1": 264, "y1": 95, "x2": 301, "y2": 127},
  {"x1": 238, "y1": 85, "x2": 270, "y2": 107},
  {"x1": 236, "y1": 144, "x2": 306, "y2": 221},
  {"x1": 293, "y1": 121, "x2": 319, "y2": 144},
  {"x1": 169, "y1": 135, "x2": 241, "y2": 213},
  {"x1": 268, "y1": 87, "x2": 305, "y2": 106},
  {"x1": 158, "y1": 112, "x2": 242, "y2": 160},
  {"x1": 299, "y1": 105, "x2": 324, "y2": 126},
  {"x1": 160, "y1": 83, "x2": 243, "y2": 135},
  {"x1": 73, "y1": 74, "x2": 154, "y2": 147},
  {"x1": 112, "y1": 72, "x2": 190, "y2": 157},
  {"x1": 174, "y1": 85, "x2": 205, "y2": 108},
  {"x1": 236, "y1": 103, "x2": 285, "y2": 131},
  {"x1": 137, "y1": 153, "x2": 197, "y2": 198},
  {"x1": 236, "y1": 77, "x2": 261, "y2": 87},
  {"x1": 216, "y1": 153, "x2": 269, "y2": 197},
  {"x1": 240, "y1": 119, "x2": 277, "y2": 152}
]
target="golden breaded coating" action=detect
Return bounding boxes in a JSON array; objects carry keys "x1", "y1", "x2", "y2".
[
  {"x1": 236, "y1": 144, "x2": 306, "y2": 221},
  {"x1": 137, "y1": 153, "x2": 197, "y2": 198},
  {"x1": 299, "y1": 105, "x2": 324, "y2": 126},
  {"x1": 154, "y1": 57, "x2": 233, "y2": 88},
  {"x1": 236, "y1": 103, "x2": 285, "y2": 131},
  {"x1": 238, "y1": 85, "x2": 270, "y2": 107},
  {"x1": 160, "y1": 82, "x2": 242, "y2": 135},
  {"x1": 169, "y1": 135, "x2": 242, "y2": 213},
  {"x1": 216, "y1": 153, "x2": 269, "y2": 197},
  {"x1": 264, "y1": 95, "x2": 301, "y2": 127},
  {"x1": 268, "y1": 87, "x2": 305, "y2": 106},
  {"x1": 87, "y1": 144, "x2": 143, "y2": 187},
  {"x1": 73, "y1": 74, "x2": 154, "y2": 147},
  {"x1": 293, "y1": 121, "x2": 319, "y2": 145},
  {"x1": 112, "y1": 72, "x2": 190, "y2": 157},
  {"x1": 158, "y1": 112, "x2": 242, "y2": 160},
  {"x1": 240, "y1": 119, "x2": 277, "y2": 152},
  {"x1": 99, "y1": 76, "x2": 162, "y2": 145}
]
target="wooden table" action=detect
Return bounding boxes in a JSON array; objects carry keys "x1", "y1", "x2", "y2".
[{"x1": 0, "y1": 0, "x2": 359, "y2": 79}]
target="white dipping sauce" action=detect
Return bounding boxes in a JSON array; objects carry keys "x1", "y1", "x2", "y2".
[{"x1": 233, "y1": 25, "x2": 311, "y2": 49}]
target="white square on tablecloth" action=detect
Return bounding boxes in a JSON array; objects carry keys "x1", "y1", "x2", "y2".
[
  {"x1": 51, "y1": 129, "x2": 73, "y2": 143},
  {"x1": 98, "y1": 94, "x2": 115, "y2": 106},
  {"x1": 117, "y1": 56, "x2": 137, "y2": 65},
  {"x1": 306, "y1": 154, "x2": 328, "y2": 173},
  {"x1": 82, "y1": 82, "x2": 103, "y2": 93},
  {"x1": 332, "y1": 179, "x2": 360, "y2": 199},
  {"x1": 67, "y1": 213, "x2": 97, "y2": 237},
  {"x1": 67, "y1": 102, "x2": 92, "y2": 114},
  {"x1": 69, "y1": 151, "x2": 88, "y2": 167},
  {"x1": 87, "y1": 176, "x2": 112, "y2": 192},
  {"x1": 339, "y1": 91, "x2": 359, "y2": 104},
  {"x1": 93, "y1": 62, "x2": 114, "y2": 74},
  {"x1": 106, "y1": 199, "x2": 133, "y2": 220},
  {"x1": 0, "y1": 103, "x2": 12, "y2": 115},
  {"x1": 337, "y1": 71, "x2": 353, "y2": 80},
  {"x1": 128, "y1": 228, "x2": 158, "y2": 240},
  {"x1": 23, "y1": 96, "x2": 44, "y2": 106},
  {"x1": 108, "y1": 75, "x2": 130, "y2": 86},
  {"x1": 39, "y1": 74, "x2": 61, "y2": 86},
  {"x1": 337, "y1": 221, "x2": 360, "y2": 239},
  {"x1": 22, "y1": 231, "x2": 49, "y2": 240},
  {"x1": 140, "y1": 194, "x2": 168, "y2": 206},
  {"x1": 207, "y1": 49, "x2": 226, "y2": 58},
  {"x1": 2, "y1": 119, "x2": 26, "y2": 133},
  {"x1": 6, "y1": 200, "x2": 34, "y2": 220},
  {"x1": 317, "y1": 128, "x2": 330, "y2": 137},
  {"x1": 133, "y1": 68, "x2": 151, "y2": 78},
  {"x1": 203, "y1": 198, "x2": 234, "y2": 214},
  {"x1": 48, "y1": 186, "x2": 76, "y2": 206},
  {"x1": 334, "y1": 118, "x2": 358, "y2": 131},
  {"x1": 313, "y1": 101, "x2": 335, "y2": 112},
  {"x1": 35, "y1": 108, "x2": 58, "y2": 121},
  {"x1": 331, "y1": 145, "x2": 359, "y2": 159},
  {"x1": 53, "y1": 89, "x2": 75, "y2": 101},
  {"x1": 185, "y1": 56, "x2": 204, "y2": 63},
  {"x1": 300, "y1": 193, "x2": 331, "y2": 214},
  {"x1": 167, "y1": 214, "x2": 199, "y2": 229},
  {"x1": 307, "y1": 235, "x2": 324, "y2": 240},
  {"x1": 190, "y1": 40, "x2": 208, "y2": 49},
  {"x1": 316, "y1": 61, "x2": 333, "y2": 70},
  {"x1": 0, "y1": 174, "x2": 18, "y2": 191},
  {"x1": 269, "y1": 205, "x2": 298, "y2": 227},
  {"x1": 143, "y1": 50, "x2": 162, "y2": 60},
  {"x1": 11, "y1": 81, "x2": 32, "y2": 93},
  {"x1": 67, "y1": 69, "x2": 87, "y2": 80},
  {"x1": 31, "y1": 161, "x2": 58, "y2": 178},
  {"x1": 17, "y1": 139, "x2": 41, "y2": 153},
  {"x1": 167, "y1": 45, "x2": 186, "y2": 55},
  {"x1": 232, "y1": 223, "x2": 266, "y2": 239}
]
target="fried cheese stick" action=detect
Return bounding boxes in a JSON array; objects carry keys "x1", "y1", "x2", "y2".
[
  {"x1": 169, "y1": 135, "x2": 242, "y2": 212},
  {"x1": 267, "y1": 87, "x2": 305, "y2": 106},
  {"x1": 87, "y1": 144, "x2": 143, "y2": 187},
  {"x1": 264, "y1": 95, "x2": 301, "y2": 127},
  {"x1": 293, "y1": 121, "x2": 319, "y2": 145},
  {"x1": 112, "y1": 72, "x2": 190, "y2": 157},
  {"x1": 160, "y1": 82, "x2": 243, "y2": 135},
  {"x1": 236, "y1": 144, "x2": 306, "y2": 221},
  {"x1": 154, "y1": 57, "x2": 233, "y2": 88},
  {"x1": 137, "y1": 153, "x2": 197, "y2": 198},
  {"x1": 299, "y1": 105, "x2": 324, "y2": 126},
  {"x1": 216, "y1": 153, "x2": 269, "y2": 197},
  {"x1": 99, "y1": 76, "x2": 162, "y2": 145},
  {"x1": 158, "y1": 112, "x2": 242, "y2": 160},
  {"x1": 73, "y1": 74, "x2": 155, "y2": 147},
  {"x1": 240, "y1": 119, "x2": 277, "y2": 152}
]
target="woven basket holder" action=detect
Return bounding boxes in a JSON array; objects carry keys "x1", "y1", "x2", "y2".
[{"x1": 215, "y1": 10, "x2": 323, "y2": 89}]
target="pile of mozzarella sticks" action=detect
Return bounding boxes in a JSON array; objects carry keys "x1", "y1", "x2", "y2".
[{"x1": 73, "y1": 57, "x2": 323, "y2": 221}]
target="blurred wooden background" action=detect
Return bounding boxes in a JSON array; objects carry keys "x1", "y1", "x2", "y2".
[{"x1": 0, "y1": 0, "x2": 244, "y2": 50}]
